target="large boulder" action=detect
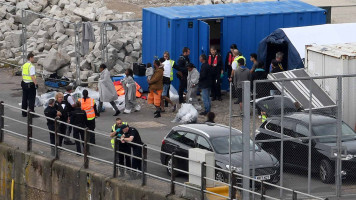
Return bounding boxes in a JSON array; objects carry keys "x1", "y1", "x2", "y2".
[
  {"x1": 42, "y1": 50, "x2": 71, "y2": 72},
  {"x1": 73, "y1": 7, "x2": 96, "y2": 21},
  {"x1": 4, "y1": 30, "x2": 22, "y2": 48}
]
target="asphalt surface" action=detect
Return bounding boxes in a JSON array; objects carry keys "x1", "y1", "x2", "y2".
[{"x1": 1, "y1": 69, "x2": 356, "y2": 199}]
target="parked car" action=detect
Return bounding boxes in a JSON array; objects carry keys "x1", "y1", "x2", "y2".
[
  {"x1": 255, "y1": 96, "x2": 356, "y2": 183},
  {"x1": 160, "y1": 123, "x2": 280, "y2": 184}
]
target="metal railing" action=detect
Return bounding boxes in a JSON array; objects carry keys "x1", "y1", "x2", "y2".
[{"x1": 0, "y1": 101, "x2": 327, "y2": 200}]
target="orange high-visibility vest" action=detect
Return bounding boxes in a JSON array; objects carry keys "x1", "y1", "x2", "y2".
[{"x1": 79, "y1": 98, "x2": 95, "y2": 120}]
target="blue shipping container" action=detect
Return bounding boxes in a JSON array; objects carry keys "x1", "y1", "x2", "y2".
[{"x1": 142, "y1": 0, "x2": 326, "y2": 90}]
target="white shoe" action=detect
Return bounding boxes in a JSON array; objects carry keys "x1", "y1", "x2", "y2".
[
  {"x1": 134, "y1": 104, "x2": 141, "y2": 111},
  {"x1": 124, "y1": 109, "x2": 131, "y2": 114}
]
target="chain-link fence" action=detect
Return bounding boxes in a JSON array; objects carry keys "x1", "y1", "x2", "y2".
[
  {"x1": 0, "y1": 2, "x2": 142, "y2": 87},
  {"x1": 232, "y1": 72, "x2": 356, "y2": 199}
]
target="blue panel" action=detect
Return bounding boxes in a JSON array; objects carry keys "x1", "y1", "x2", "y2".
[
  {"x1": 142, "y1": 0, "x2": 326, "y2": 91},
  {"x1": 198, "y1": 20, "x2": 210, "y2": 71}
]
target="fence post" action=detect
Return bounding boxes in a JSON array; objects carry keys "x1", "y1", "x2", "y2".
[
  {"x1": 112, "y1": 136, "x2": 118, "y2": 177},
  {"x1": 230, "y1": 170, "x2": 236, "y2": 199},
  {"x1": 54, "y1": 117, "x2": 59, "y2": 159},
  {"x1": 170, "y1": 152, "x2": 176, "y2": 195},
  {"x1": 0, "y1": 101, "x2": 4, "y2": 143},
  {"x1": 335, "y1": 76, "x2": 342, "y2": 198},
  {"x1": 242, "y1": 81, "x2": 250, "y2": 200},
  {"x1": 141, "y1": 144, "x2": 147, "y2": 186},
  {"x1": 292, "y1": 190, "x2": 297, "y2": 200},
  {"x1": 201, "y1": 162, "x2": 206, "y2": 200},
  {"x1": 260, "y1": 181, "x2": 265, "y2": 200},
  {"x1": 27, "y1": 109, "x2": 32, "y2": 151},
  {"x1": 83, "y1": 128, "x2": 89, "y2": 169}
]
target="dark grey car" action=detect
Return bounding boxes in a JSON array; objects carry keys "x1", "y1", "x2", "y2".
[
  {"x1": 160, "y1": 123, "x2": 280, "y2": 184},
  {"x1": 255, "y1": 96, "x2": 356, "y2": 183}
]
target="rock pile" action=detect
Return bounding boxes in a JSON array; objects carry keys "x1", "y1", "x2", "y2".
[{"x1": 0, "y1": 0, "x2": 142, "y2": 82}]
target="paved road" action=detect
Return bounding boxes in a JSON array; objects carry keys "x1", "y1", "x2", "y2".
[{"x1": 1, "y1": 70, "x2": 355, "y2": 199}]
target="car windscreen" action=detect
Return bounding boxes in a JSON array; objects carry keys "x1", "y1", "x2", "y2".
[
  {"x1": 312, "y1": 123, "x2": 356, "y2": 143},
  {"x1": 211, "y1": 135, "x2": 259, "y2": 154}
]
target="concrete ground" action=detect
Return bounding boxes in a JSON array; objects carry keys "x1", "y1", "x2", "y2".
[{"x1": 1, "y1": 68, "x2": 356, "y2": 199}]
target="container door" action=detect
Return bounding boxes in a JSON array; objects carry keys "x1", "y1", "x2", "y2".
[{"x1": 198, "y1": 20, "x2": 210, "y2": 69}]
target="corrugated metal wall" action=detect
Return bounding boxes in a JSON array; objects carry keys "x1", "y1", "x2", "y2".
[{"x1": 142, "y1": 2, "x2": 326, "y2": 90}]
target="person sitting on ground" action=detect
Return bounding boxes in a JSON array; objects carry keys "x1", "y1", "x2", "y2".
[
  {"x1": 206, "y1": 112, "x2": 215, "y2": 123},
  {"x1": 186, "y1": 63, "x2": 200, "y2": 109},
  {"x1": 97, "y1": 64, "x2": 120, "y2": 116},
  {"x1": 148, "y1": 60, "x2": 164, "y2": 118},
  {"x1": 121, "y1": 68, "x2": 140, "y2": 114}
]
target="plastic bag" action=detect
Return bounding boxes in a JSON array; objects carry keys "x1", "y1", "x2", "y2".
[
  {"x1": 169, "y1": 84, "x2": 179, "y2": 102},
  {"x1": 39, "y1": 91, "x2": 56, "y2": 108},
  {"x1": 172, "y1": 103, "x2": 198, "y2": 124}
]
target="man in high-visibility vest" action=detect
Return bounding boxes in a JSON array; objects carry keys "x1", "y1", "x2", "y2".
[
  {"x1": 229, "y1": 49, "x2": 246, "y2": 82},
  {"x1": 110, "y1": 118, "x2": 130, "y2": 177},
  {"x1": 21, "y1": 53, "x2": 38, "y2": 117},
  {"x1": 161, "y1": 52, "x2": 177, "y2": 112}
]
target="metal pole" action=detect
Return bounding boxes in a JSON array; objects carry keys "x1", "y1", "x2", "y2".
[
  {"x1": 21, "y1": 10, "x2": 27, "y2": 64},
  {"x1": 252, "y1": 80, "x2": 257, "y2": 199},
  {"x1": 292, "y1": 190, "x2": 297, "y2": 200},
  {"x1": 308, "y1": 78, "x2": 313, "y2": 194},
  {"x1": 113, "y1": 136, "x2": 118, "y2": 177},
  {"x1": 74, "y1": 23, "x2": 81, "y2": 86},
  {"x1": 54, "y1": 118, "x2": 59, "y2": 159},
  {"x1": 170, "y1": 152, "x2": 176, "y2": 195},
  {"x1": 201, "y1": 162, "x2": 206, "y2": 200},
  {"x1": 280, "y1": 80, "x2": 285, "y2": 198},
  {"x1": 0, "y1": 101, "x2": 4, "y2": 143},
  {"x1": 141, "y1": 144, "x2": 147, "y2": 186},
  {"x1": 260, "y1": 181, "x2": 265, "y2": 200},
  {"x1": 229, "y1": 81, "x2": 232, "y2": 186},
  {"x1": 231, "y1": 170, "x2": 237, "y2": 199},
  {"x1": 242, "y1": 81, "x2": 250, "y2": 200},
  {"x1": 100, "y1": 23, "x2": 105, "y2": 66},
  {"x1": 84, "y1": 128, "x2": 89, "y2": 169},
  {"x1": 27, "y1": 109, "x2": 32, "y2": 151},
  {"x1": 336, "y1": 76, "x2": 342, "y2": 197},
  {"x1": 104, "y1": 24, "x2": 109, "y2": 65}
]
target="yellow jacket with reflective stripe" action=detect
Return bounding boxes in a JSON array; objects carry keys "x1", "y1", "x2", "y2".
[
  {"x1": 22, "y1": 62, "x2": 36, "y2": 82},
  {"x1": 169, "y1": 60, "x2": 175, "y2": 81},
  {"x1": 110, "y1": 122, "x2": 128, "y2": 149},
  {"x1": 232, "y1": 56, "x2": 246, "y2": 68}
]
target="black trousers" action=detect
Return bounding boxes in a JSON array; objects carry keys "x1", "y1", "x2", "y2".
[
  {"x1": 73, "y1": 127, "x2": 84, "y2": 153},
  {"x1": 48, "y1": 124, "x2": 64, "y2": 147},
  {"x1": 21, "y1": 81, "x2": 36, "y2": 116},
  {"x1": 132, "y1": 146, "x2": 142, "y2": 171},
  {"x1": 178, "y1": 76, "x2": 187, "y2": 103},
  {"x1": 86, "y1": 119, "x2": 96, "y2": 144},
  {"x1": 211, "y1": 77, "x2": 221, "y2": 99},
  {"x1": 118, "y1": 144, "x2": 131, "y2": 170}
]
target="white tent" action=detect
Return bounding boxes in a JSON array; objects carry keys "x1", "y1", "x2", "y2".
[{"x1": 258, "y1": 23, "x2": 356, "y2": 70}]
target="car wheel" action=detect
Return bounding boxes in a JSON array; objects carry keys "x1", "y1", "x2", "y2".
[
  {"x1": 215, "y1": 170, "x2": 226, "y2": 183},
  {"x1": 166, "y1": 156, "x2": 177, "y2": 177},
  {"x1": 319, "y1": 159, "x2": 334, "y2": 184}
]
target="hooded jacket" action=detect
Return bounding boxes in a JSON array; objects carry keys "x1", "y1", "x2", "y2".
[
  {"x1": 233, "y1": 67, "x2": 251, "y2": 89},
  {"x1": 149, "y1": 67, "x2": 164, "y2": 91}
]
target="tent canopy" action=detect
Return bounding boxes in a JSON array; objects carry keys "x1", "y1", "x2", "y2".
[{"x1": 258, "y1": 23, "x2": 356, "y2": 70}]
